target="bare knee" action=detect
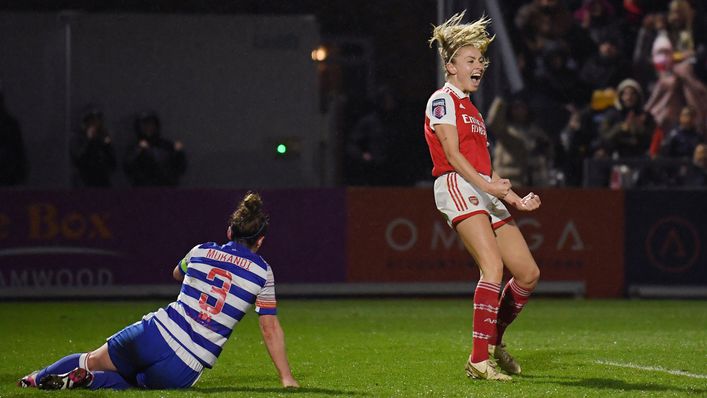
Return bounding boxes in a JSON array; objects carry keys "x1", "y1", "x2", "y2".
[
  {"x1": 516, "y1": 265, "x2": 540, "y2": 289},
  {"x1": 86, "y1": 344, "x2": 117, "y2": 372},
  {"x1": 86, "y1": 351, "x2": 102, "y2": 370}
]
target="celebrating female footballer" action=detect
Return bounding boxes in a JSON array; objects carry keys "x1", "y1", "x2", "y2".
[
  {"x1": 19, "y1": 192, "x2": 299, "y2": 390},
  {"x1": 425, "y1": 12, "x2": 541, "y2": 381}
]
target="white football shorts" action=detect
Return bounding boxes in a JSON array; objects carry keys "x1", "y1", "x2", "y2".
[{"x1": 433, "y1": 172, "x2": 513, "y2": 229}]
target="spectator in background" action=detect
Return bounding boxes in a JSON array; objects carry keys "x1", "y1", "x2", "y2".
[
  {"x1": 515, "y1": 0, "x2": 570, "y2": 57},
  {"x1": 660, "y1": 106, "x2": 702, "y2": 158},
  {"x1": 644, "y1": 32, "x2": 707, "y2": 135},
  {"x1": 573, "y1": 0, "x2": 619, "y2": 47},
  {"x1": 124, "y1": 111, "x2": 186, "y2": 186},
  {"x1": 70, "y1": 108, "x2": 117, "y2": 187},
  {"x1": 598, "y1": 78, "x2": 656, "y2": 159},
  {"x1": 688, "y1": 1, "x2": 707, "y2": 83},
  {"x1": 580, "y1": 31, "x2": 632, "y2": 91},
  {"x1": 622, "y1": 0, "x2": 667, "y2": 25},
  {"x1": 528, "y1": 41, "x2": 590, "y2": 140},
  {"x1": 666, "y1": 0, "x2": 696, "y2": 61},
  {"x1": 0, "y1": 88, "x2": 27, "y2": 186},
  {"x1": 487, "y1": 94, "x2": 554, "y2": 187},
  {"x1": 632, "y1": 12, "x2": 667, "y2": 90},
  {"x1": 345, "y1": 87, "x2": 397, "y2": 186},
  {"x1": 665, "y1": 0, "x2": 707, "y2": 82},
  {"x1": 681, "y1": 143, "x2": 707, "y2": 186},
  {"x1": 515, "y1": 0, "x2": 594, "y2": 64},
  {"x1": 622, "y1": 0, "x2": 645, "y2": 26},
  {"x1": 622, "y1": 0, "x2": 668, "y2": 52},
  {"x1": 558, "y1": 103, "x2": 602, "y2": 186}
]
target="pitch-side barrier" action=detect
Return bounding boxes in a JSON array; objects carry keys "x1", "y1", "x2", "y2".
[
  {"x1": 0, "y1": 281, "x2": 586, "y2": 300},
  {"x1": 1, "y1": 188, "x2": 705, "y2": 299}
]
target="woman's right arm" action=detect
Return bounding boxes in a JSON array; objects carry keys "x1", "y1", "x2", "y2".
[
  {"x1": 259, "y1": 315, "x2": 299, "y2": 388},
  {"x1": 434, "y1": 123, "x2": 511, "y2": 199}
]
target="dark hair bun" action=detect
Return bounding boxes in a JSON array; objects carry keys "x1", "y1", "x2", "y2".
[
  {"x1": 241, "y1": 192, "x2": 263, "y2": 214},
  {"x1": 229, "y1": 191, "x2": 269, "y2": 246}
]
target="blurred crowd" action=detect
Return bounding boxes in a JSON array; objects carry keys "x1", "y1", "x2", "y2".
[
  {"x1": 489, "y1": 0, "x2": 707, "y2": 188},
  {"x1": 0, "y1": 95, "x2": 187, "y2": 188},
  {"x1": 342, "y1": 0, "x2": 706, "y2": 188},
  {"x1": 2, "y1": 0, "x2": 706, "y2": 189},
  {"x1": 70, "y1": 108, "x2": 187, "y2": 188}
]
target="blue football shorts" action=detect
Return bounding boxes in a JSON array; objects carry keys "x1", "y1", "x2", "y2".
[{"x1": 107, "y1": 316, "x2": 202, "y2": 389}]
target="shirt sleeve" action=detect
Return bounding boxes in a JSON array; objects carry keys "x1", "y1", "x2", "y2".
[
  {"x1": 176, "y1": 244, "x2": 200, "y2": 276},
  {"x1": 426, "y1": 91, "x2": 456, "y2": 130},
  {"x1": 255, "y1": 265, "x2": 277, "y2": 316}
]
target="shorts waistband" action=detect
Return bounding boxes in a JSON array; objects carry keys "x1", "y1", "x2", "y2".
[{"x1": 438, "y1": 171, "x2": 491, "y2": 180}]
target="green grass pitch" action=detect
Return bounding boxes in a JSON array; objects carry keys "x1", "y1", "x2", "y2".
[{"x1": 1, "y1": 299, "x2": 705, "y2": 397}]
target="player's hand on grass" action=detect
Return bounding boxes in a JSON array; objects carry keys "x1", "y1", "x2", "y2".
[
  {"x1": 514, "y1": 192, "x2": 541, "y2": 211},
  {"x1": 281, "y1": 375, "x2": 299, "y2": 388}
]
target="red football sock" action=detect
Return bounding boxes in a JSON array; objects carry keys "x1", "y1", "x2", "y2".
[
  {"x1": 471, "y1": 280, "x2": 501, "y2": 363},
  {"x1": 492, "y1": 278, "x2": 532, "y2": 345}
]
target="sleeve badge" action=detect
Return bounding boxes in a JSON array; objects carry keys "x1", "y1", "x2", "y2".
[{"x1": 432, "y1": 98, "x2": 446, "y2": 119}]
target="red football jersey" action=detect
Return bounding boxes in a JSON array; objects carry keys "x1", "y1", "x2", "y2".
[{"x1": 424, "y1": 83, "x2": 492, "y2": 177}]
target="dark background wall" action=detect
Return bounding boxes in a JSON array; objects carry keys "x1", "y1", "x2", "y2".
[
  {"x1": 0, "y1": 1, "x2": 440, "y2": 188},
  {"x1": 0, "y1": 12, "x2": 322, "y2": 188}
]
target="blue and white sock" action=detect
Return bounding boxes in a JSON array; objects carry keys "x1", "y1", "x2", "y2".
[{"x1": 35, "y1": 353, "x2": 82, "y2": 385}]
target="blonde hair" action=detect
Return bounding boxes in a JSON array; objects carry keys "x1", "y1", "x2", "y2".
[{"x1": 429, "y1": 11, "x2": 494, "y2": 67}]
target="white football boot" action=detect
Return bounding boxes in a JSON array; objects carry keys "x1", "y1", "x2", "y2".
[{"x1": 465, "y1": 358, "x2": 512, "y2": 381}]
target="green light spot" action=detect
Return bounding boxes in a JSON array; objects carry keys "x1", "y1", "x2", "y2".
[{"x1": 276, "y1": 144, "x2": 287, "y2": 154}]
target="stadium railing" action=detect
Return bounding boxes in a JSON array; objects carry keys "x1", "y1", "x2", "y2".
[{"x1": 582, "y1": 157, "x2": 699, "y2": 189}]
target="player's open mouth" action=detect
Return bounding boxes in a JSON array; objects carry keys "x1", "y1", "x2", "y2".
[{"x1": 470, "y1": 73, "x2": 482, "y2": 82}]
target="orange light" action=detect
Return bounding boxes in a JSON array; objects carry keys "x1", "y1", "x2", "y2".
[{"x1": 311, "y1": 46, "x2": 327, "y2": 62}]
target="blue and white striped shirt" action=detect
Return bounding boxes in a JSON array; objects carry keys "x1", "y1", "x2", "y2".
[{"x1": 147, "y1": 241, "x2": 277, "y2": 369}]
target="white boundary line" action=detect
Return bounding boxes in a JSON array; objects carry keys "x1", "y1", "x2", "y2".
[
  {"x1": 596, "y1": 360, "x2": 707, "y2": 379},
  {"x1": 628, "y1": 285, "x2": 707, "y2": 299}
]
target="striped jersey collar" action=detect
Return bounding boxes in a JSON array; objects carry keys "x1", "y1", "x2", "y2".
[
  {"x1": 223, "y1": 241, "x2": 268, "y2": 270},
  {"x1": 444, "y1": 82, "x2": 468, "y2": 99},
  {"x1": 225, "y1": 240, "x2": 250, "y2": 252}
]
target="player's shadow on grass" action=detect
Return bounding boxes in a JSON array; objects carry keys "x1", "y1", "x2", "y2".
[
  {"x1": 525, "y1": 375, "x2": 706, "y2": 395},
  {"x1": 193, "y1": 386, "x2": 368, "y2": 396}
]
